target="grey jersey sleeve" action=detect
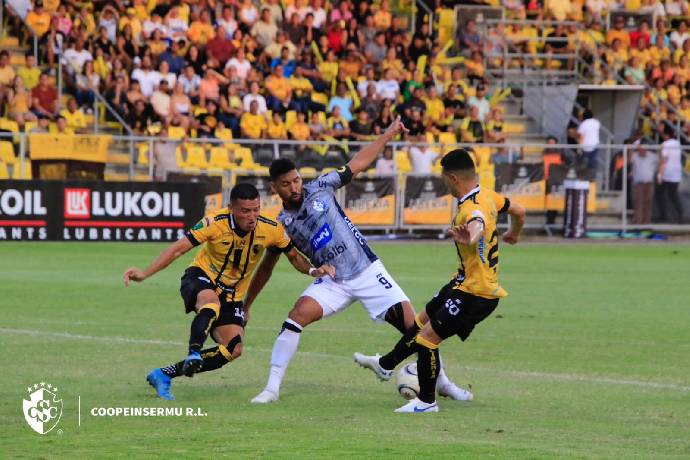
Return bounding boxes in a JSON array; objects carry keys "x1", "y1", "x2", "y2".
[{"x1": 312, "y1": 165, "x2": 353, "y2": 191}]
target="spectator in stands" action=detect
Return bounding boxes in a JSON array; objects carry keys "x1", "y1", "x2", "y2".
[
  {"x1": 75, "y1": 60, "x2": 100, "y2": 110},
  {"x1": 310, "y1": 0, "x2": 328, "y2": 29},
  {"x1": 8, "y1": 76, "x2": 37, "y2": 127},
  {"x1": 60, "y1": 97, "x2": 87, "y2": 132},
  {"x1": 165, "y1": 7, "x2": 188, "y2": 41},
  {"x1": 374, "y1": 102, "x2": 395, "y2": 135},
  {"x1": 289, "y1": 111, "x2": 310, "y2": 141},
  {"x1": 178, "y1": 65, "x2": 201, "y2": 105},
  {"x1": 265, "y1": 64, "x2": 292, "y2": 113},
  {"x1": 17, "y1": 53, "x2": 41, "y2": 91},
  {"x1": 404, "y1": 107, "x2": 426, "y2": 138},
  {"x1": 148, "y1": 28, "x2": 170, "y2": 56},
  {"x1": 326, "y1": 105, "x2": 350, "y2": 140},
  {"x1": 99, "y1": 5, "x2": 120, "y2": 43},
  {"x1": 330, "y1": 1, "x2": 353, "y2": 23},
  {"x1": 159, "y1": 41, "x2": 186, "y2": 75},
  {"x1": 26, "y1": 2, "x2": 52, "y2": 39},
  {"x1": 169, "y1": 82, "x2": 192, "y2": 130},
  {"x1": 630, "y1": 140, "x2": 658, "y2": 225},
  {"x1": 132, "y1": 56, "x2": 161, "y2": 98},
  {"x1": 630, "y1": 20, "x2": 652, "y2": 47},
  {"x1": 486, "y1": 107, "x2": 507, "y2": 144},
  {"x1": 577, "y1": 109, "x2": 601, "y2": 170},
  {"x1": 252, "y1": 8, "x2": 278, "y2": 49},
  {"x1": 153, "y1": 127, "x2": 179, "y2": 181},
  {"x1": 376, "y1": 68, "x2": 400, "y2": 102},
  {"x1": 128, "y1": 99, "x2": 155, "y2": 135},
  {"x1": 218, "y1": 84, "x2": 243, "y2": 135},
  {"x1": 64, "y1": 38, "x2": 93, "y2": 75},
  {"x1": 196, "y1": 100, "x2": 221, "y2": 138},
  {"x1": 264, "y1": 0, "x2": 284, "y2": 26},
  {"x1": 188, "y1": 10, "x2": 215, "y2": 46},
  {"x1": 289, "y1": 66, "x2": 323, "y2": 114},
  {"x1": 151, "y1": 80, "x2": 172, "y2": 122},
  {"x1": 460, "y1": 106, "x2": 485, "y2": 143},
  {"x1": 267, "y1": 112, "x2": 288, "y2": 139},
  {"x1": 375, "y1": 146, "x2": 396, "y2": 175},
  {"x1": 606, "y1": 16, "x2": 631, "y2": 48},
  {"x1": 285, "y1": 13, "x2": 306, "y2": 47},
  {"x1": 467, "y1": 83, "x2": 490, "y2": 122},
  {"x1": 360, "y1": 82, "x2": 382, "y2": 121},
  {"x1": 656, "y1": 128, "x2": 684, "y2": 223},
  {"x1": 226, "y1": 48, "x2": 252, "y2": 81},
  {"x1": 350, "y1": 109, "x2": 374, "y2": 141},
  {"x1": 218, "y1": 6, "x2": 239, "y2": 39},
  {"x1": 365, "y1": 32, "x2": 388, "y2": 65},
  {"x1": 271, "y1": 46, "x2": 297, "y2": 77},
  {"x1": 199, "y1": 68, "x2": 225, "y2": 107},
  {"x1": 459, "y1": 20, "x2": 482, "y2": 55},
  {"x1": 0, "y1": 51, "x2": 16, "y2": 108},
  {"x1": 240, "y1": 100, "x2": 267, "y2": 139},
  {"x1": 243, "y1": 81, "x2": 268, "y2": 114},
  {"x1": 308, "y1": 111, "x2": 327, "y2": 140},
  {"x1": 407, "y1": 136, "x2": 437, "y2": 174},
  {"x1": 328, "y1": 83, "x2": 354, "y2": 122},
  {"x1": 31, "y1": 72, "x2": 58, "y2": 119},
  {"x1": 670, "y1": 21, "x2": 690, "y2": 50},
  {"x1": 54, "y1": 115, "x2": 74, "y2": 135},
  {"x1": 238, "y1": 0, "x2": 260, "y2": 32}
]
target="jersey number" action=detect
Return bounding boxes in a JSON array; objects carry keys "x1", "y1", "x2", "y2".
[
  {"x1": 445, "y1": 298, "x2": 461, "y2": 315},
  {"x1": 234, "y1": 307, "x2": 245, "y2": 320},
  {"x1": 487, "y1": 230, "x2": 499, "y2": 269},
  {"x1": 377, "y1": 273, "x2": 393, "y2": 289}
]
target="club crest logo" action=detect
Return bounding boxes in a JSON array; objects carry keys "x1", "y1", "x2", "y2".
[
  {"x1": 312, "y1": 199, "x2": 327, "y2": 212},
  {"x1": 23, "y1": 382, "x2": 63, "y2": 434}
]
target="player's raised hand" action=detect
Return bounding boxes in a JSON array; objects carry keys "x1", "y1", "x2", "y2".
[
  {"x1": 312, "y1": 264, "x2": 336, "y2": 279},
  {"x1": 123, "y1": 267, "x2": 147, "y2": 286},
  {"x1": 502, "y1": 230, "x2": 520, "y2": 245},
  {"x1": 385, "y1": 116, "x2": 409, "y2": 138},
  {"x1": 448, "y1": 225, "x2": 471, "y2": 245}
]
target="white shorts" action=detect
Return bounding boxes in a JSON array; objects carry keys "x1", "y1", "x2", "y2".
[{"x1": 301, "y1": 260, "x2": 410, "y2": 322}]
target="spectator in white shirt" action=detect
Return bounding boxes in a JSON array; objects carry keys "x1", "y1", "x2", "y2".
[
  {"x1": 577, "y1": 109, "x2": 601, "y2": 169},
  {"x1": 225, "y1": 48, "x2": 252, "y2": 80},
  {"x1": 178, "y1": 64, "x2": 201, "y2": 103},
  {"x1": 407, "y1": 137, "x2": 438, "y2": 174},
  {"x1": 63, "y1": 39, "x2": 93, "y2": 75},
  {"x1": 218, "y1": 6, "x2": 238, "y2": 38},
  {"x1": 375, "y1": 147, "x2": 396, "y2": 175},
  {"x1": 308, "y1": 0, "x2": 328, "y2": 29},
  {"x1": 143, "y1": 13, "x2": 168, "y2": 39},
  {"x1": 467, "y1": 83, "x2": 491, "y2": 121},
  {"x1": 131, "y1": 55, "x2": 161, "y2": 97},
  {"x1": 376, "y1": 69, "x2": 400, "y2": 101},
  {"x1": 285, "y1": 0, "x2": 310, "y2": 22},
  {"x1": 670, "y1": 20, "x2": 690, "y2": 50},
  {"x1": 656, "y1": 129, "x2": 684, "y2": 223},
  {"x1": 630, "y1": 141, "x2": 658, "y2": 224},
  {"x1": 243, "y1": 81, "x2": 268, "y2": 114}
]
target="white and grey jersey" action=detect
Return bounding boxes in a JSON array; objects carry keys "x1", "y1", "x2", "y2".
[{"x1": 277, "y1": 166, "x2": 378, "y2": 281}]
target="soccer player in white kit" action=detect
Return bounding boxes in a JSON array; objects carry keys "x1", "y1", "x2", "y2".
[{"x1": 247, "y1": 118, "x2": 472, "y2": 403}]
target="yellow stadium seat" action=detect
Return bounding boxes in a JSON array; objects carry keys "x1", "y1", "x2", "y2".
[
  {"x1": 215, "y1": 127, "x2": 233, "y2": 141},
  {"x1": 473, "y1": 147, "x2": 492, "y2": 167},
  {"x1": 184, "y1": 144, "x2": 208, "y2": 169},
  {"x1": 317, "y1": 111, "x2": 327, "y2": 125},
  {"x1": 0, "y1": 118, "x2": 19, "y2": 133},
  {"x1": 208, "y1": 146, "x2": 234, "y2": 170},
  {"x1": 0, "y1": 162, "x2": 9, "y2": 179},
  {"x1": 311, "y1": 93, "x2": 328, "y2": 106},
  {"x1": 168, "y1": 126, "x2": 186, "y2": 140},
  {"x1": 175, "y1": 147, "x2": 187, "y2": 168},
  {"x1": 503, "y1": 122, "x2": 525, "y2": 134},
  {"x1": 0, "y1": 141, "x2": 17, "y2": 164},
  {"x1": 438, "y1": 132, "x2": 457, "y2": 155},
  {"x1": 299, "y1": 167, "x2": 317, "y2": 177},
  {"x1": 137, "y1": 143, "x2": 149, "y2": 166},
  {"x1": 235, "y1": 147, "x2": 257, "y2": 169},
  {"x1": 395, "y1": 151, "x2": 412, "y2": 173},
  {"x1": 24, "y1": 121, "x2": 37, "y2": 133},
  {"x1": 285, "y1": 111, "x2": 297, "y2": 130},
  {"x1": 12, "y1": 162, "x2": 32, "y2": 179}
]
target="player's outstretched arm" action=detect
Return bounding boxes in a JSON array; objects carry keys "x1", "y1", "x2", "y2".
[
  {"x1": 123, "y1": 237, "x2": 193, "y2": 286},
  {"x1": 449, "y1": 220, "x2": 485, "y2": 246},
  {"x1": 502, "y1": 201, "x2": 526, "y2": 245},
  {"x1": 347, "y1": 116, "x2": 408, "y2": 177},
  {"x1": 284, "y1": 247, "x2": 336, "y2": 278}
]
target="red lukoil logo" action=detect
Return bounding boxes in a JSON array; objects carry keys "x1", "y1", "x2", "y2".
[{"x1": 64, "y1": 188, "x2": 91, "y2": 219}]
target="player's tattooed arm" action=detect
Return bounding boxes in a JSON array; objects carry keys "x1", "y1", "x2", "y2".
[
  {"x1": 284, "y1": 247, "x2": 336, "y2": 278},
  {"x1": 122, "y1": 237, "x2": 194, "y2": 286},
  {"x1": 449, "y1": 220, "x2": 484, "y2": 246},
  {"x1": 502, "y1": 201, "x2": 525, "y2": 245},
  {"x1": 244, "y1": 251, "x2": 281, "y2": 316},
  {"x1": 347, "y1": 116, "x2": 408, "y2": 177}
]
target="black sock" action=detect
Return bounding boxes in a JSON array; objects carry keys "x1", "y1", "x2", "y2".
[
  {"x1": 379, "y1": 322, "x2": 420, "y2": 371},
  {"x1": 161, "y1": 335, "x2": 242, "y2": 378},
  {"x1": 160, "y1": 361, "x2": 183, "y2": 378},
  {"x1": 417, "y1": 339, "x2": 440, "y2": 404},
  {"x1": 188, "y1": 308, "x2": 217, "y2": 354}
]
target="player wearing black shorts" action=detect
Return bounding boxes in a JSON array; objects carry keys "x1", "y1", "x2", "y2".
[
  {"x1": 123, "y1": 184, "x2": 334, "y2": 400},
  {"x1": 354, "y1": 149, "x2": 525, "y2": 412}
]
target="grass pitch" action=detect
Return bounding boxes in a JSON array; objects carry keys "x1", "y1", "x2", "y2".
[{"x1": 0, "y1": 241, "x2": 689, "y2": 459}]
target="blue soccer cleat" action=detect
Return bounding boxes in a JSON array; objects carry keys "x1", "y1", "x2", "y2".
[
  {"x1": 146, "y1": 368, "x2": 175, "y2": 400},
  {"x1": 181, "y1": 351, "x2": 203, "y2": 377}
]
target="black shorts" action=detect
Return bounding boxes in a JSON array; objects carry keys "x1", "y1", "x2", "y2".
[
  {"x1": 179, "y1": 267, "x2": 246, "y2": 328},
  {"x1": 425, "y1": 280, "x2": 499, "y2": 341}
]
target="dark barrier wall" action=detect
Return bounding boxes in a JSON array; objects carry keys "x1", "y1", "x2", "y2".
[{"x1": 0, "y1": 181, "x2": 211, "y2": 241}]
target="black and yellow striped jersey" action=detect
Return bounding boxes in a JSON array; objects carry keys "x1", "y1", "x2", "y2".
[
  {"x1": 452, "y1": 186, "x2": 510, "y2": 300},
  {"x1": 185, "y1": 208, "x2": 292, "y2": 302}
]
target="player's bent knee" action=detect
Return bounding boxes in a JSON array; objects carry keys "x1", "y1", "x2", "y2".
[{"x1": 288, "y1": 297, "x2": 323, "y2": 327}]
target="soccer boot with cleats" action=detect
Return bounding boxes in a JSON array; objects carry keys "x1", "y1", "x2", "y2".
[
  {"x1": 394, "y1": 397, "x2": 439, "y2": 413},
  {"x1": 146, "y1": 368, "x2": 175, "y2": 400},
  {"x1": 353, "y1": 352, "x2": 393, "y2": 381}
]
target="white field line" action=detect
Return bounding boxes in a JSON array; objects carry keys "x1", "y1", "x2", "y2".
[{"x1": 1, "y1": 327, "x2": 688, "y2": 392}]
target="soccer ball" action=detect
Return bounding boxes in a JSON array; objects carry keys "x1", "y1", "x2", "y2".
[{"x1": 396, "y1": 363, "x2": 420, "y2": 400}]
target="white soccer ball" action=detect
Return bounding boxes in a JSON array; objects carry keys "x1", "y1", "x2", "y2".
[{"x1": 396, "y1": 363, "x2": 420, "y2": 400}]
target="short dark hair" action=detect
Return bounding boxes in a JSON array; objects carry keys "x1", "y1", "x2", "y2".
[
  {"x1": 441, "y1": 149, "x2": 475, "y2": 172},
  {"x1": 230, "y1": 183, "x2": 259, "y2": 201},
  {"x1": 269, "y1": 158, "x2": 297, "y2": 180},
  {"x1": 583, "y1": 109, "x2": 593, "y2": 120}
]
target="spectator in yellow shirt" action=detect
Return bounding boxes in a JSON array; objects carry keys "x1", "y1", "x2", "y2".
[
  {"x1": 26, "y1": 2, "x2": 52, "y2": 37},
  {"x1": 17, "y1": 53, "x2": 41, "y2": 90},
  {"x1": 606, "y1": 16, "x2": 631, "y2": 47},
  {"x1": 60, "y1": 98, "x2": 88, "y2": 132},
  {"x1": 326, "y1": 106, "x2": 350, "y2": 140},
  {"x1": 240, "y1": 100, "x2": 267, "y2": 139},
  {"x1": 53, "y1": 116, "x2": 75, "y2": 135},
  {"x1": 373, "y1": 0, "x2": 392, "y2": 30},
  {"x1": 423, "y1": 86, "x2": 445, "y2": 125},
  {"x1": 187, "y1": 10, "x2": 214, "y2": 46},
  {"x1": 289, "y1": 112, "x2": 310, "y2": 140},
  {"x1": 120, "y1": 8, "x2": 143, "y2": 44},
  {"x1": 74, "y1": 7, "x2": 97, "y2": 37},
  {"x1": 267, "y1": 112, "x2": 288, "y2": 139},
  {"x1": 265, "y1": 65, "x2": 292, "y2": 113}
]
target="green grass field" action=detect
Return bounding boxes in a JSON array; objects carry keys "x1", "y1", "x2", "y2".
[{"x1": 0, "y1": 241, "x2": 689, "y2": 459}]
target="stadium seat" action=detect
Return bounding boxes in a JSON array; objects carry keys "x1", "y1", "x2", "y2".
[
  {"x1": 0, "y1": 141, "x2": 17, "y2": 164},
  {"x1": 168, "y1": 126, "x2": 186, "y2": 140},
  {"x1": 235, "y1": 147, "x2": 258, "y2": 169},
  {"x1": 0, "y1": 162, "x2": 9, "y2": 179},
  {"x1": 208, "y1": 146, "x2": 234, "y2": 170},
  {"x1": 183, "y1": 144, "x2": 208, "y2": 169},
  {"x1": 175, "y1": 147, "x2": 188, "y2": 169},
  {"x1": 23, "y1": 121, "x2": 37, "y2": 133},
  {"x1": 137, "y1": 143, "x2": 149, "y2": 166},
  {"x1": 311, "y1": 93, "x2": 328, "y2": 106},
  {"x1": 215, "y1": 127, "x2": 233, "y2": 141},
  {"x1": 473, "y1": 147, "x2": 492, "y2": 167},
  {"x1": 438, "y1": 132, "x2": 457, "y2": 155},
  {"x1": 12, "y1": 162, "x2": 31, "y2": 179},
  {"x1": 395, "y1": 151, "x2": 412, "y2": 173}
]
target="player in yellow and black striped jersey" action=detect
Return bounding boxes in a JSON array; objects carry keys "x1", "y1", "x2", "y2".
[
  {"x1": 123, "y1": 184, "x2": 336, "y2": 401},
  {"x1": 354, "y1": 149, "x2": 525, "y2": 413}
]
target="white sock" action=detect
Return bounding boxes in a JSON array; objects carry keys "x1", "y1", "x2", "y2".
[
  {"x1": 436, "y1": 353, "x2": 452, "y2": 390},
  {"x1": 265, "y1": 319, "x2": 303, "y2": 394}
]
